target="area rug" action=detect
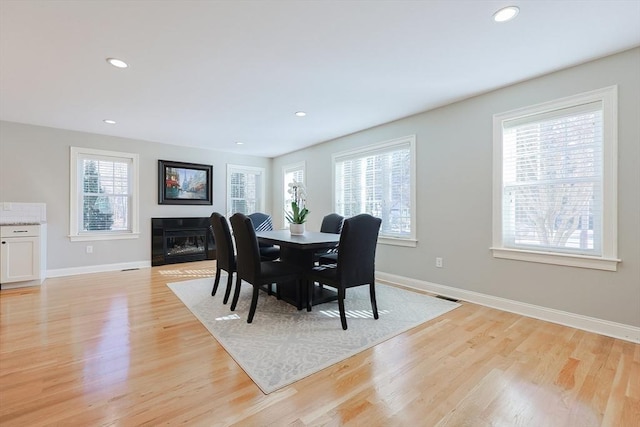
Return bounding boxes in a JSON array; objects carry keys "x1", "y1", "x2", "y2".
[{"x1": 168, "y1": 276, "x2": 460, "y2": 394}]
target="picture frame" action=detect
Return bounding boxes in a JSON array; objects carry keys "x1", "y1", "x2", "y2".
[{"x1": 158, "y1": 160, "x2": 213, "y2": 205}]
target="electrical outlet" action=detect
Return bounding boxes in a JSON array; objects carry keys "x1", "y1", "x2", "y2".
[
  {"x1": 86, "y1": 245, "x2": 93, "y2": 254},
  {"x1": 435, "y1": 257, "x2": 443, "y2": 268},
  {"x1": 2, "y1": 202, "x2": 11, "y2": 211}
]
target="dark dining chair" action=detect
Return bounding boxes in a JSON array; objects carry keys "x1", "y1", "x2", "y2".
[
  {"x1": 209, "y1": 212, "x2": 236, "y2": 304},
  {"x1": 247, "y1": 212, "x2": 280, "y2": 261},
  {"x1": 306, "y1": 213, "x2": 382, "y2": 330},
  {"x1": 316, "y1": 213, "x2": 344, "y2": 265},
  {"x1": 229, "y1": 213, "x2": 303, "y2": 323}
]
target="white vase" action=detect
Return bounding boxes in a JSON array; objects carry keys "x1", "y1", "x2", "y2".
[{"x1": 289, "y1": 223, "x2": 305, "y2": 235}]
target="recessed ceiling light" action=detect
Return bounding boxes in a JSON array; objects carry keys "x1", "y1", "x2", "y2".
[
  {"x1": 295, "y1": 111, "x2": 306, "y2": 117},
  {"x1": 493, "y1": 6, "x2": 519, "y2": 22},
  {"x1": 106, "y1": 57, "x2": 128, "y2": 68},
  {"x1": 103, "y1": 119, "x2": 116, "y2": 124},
  {"x1": 235, "y1": 141, "x2": 244, "y2": 145}
]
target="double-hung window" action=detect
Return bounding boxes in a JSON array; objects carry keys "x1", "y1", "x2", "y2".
[
  {"x1": 492, "y1": 86, "x2": 619, "y2": 270},
  {"x1": 70, "y1": 147, "x2": 139, "y2": 241},
  {"x1": 282, "y1": 161, "x2": 305, "y2": 227},
  {"x1": 333, "y1": 135, "x2": 416, "y2": 246},
  {"x1": 226, "y1": 164, "x2": 265, "y2": 216}
]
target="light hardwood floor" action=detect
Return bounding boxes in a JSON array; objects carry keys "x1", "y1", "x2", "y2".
[{"x1": 1, "y1": 261, "x2": 638, "y2": 426}]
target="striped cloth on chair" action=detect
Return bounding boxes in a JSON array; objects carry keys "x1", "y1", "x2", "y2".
[{"x1": 254, "y1": 216, "x2": 273, "y2": 232}]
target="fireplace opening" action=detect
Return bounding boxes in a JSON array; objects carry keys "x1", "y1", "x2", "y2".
[
  {"x1": 152, "y1": 217, "x2": 215, "y2": 266},
  {"x1": 166, "y1": 230, "x2": 206, "y2": 257}
]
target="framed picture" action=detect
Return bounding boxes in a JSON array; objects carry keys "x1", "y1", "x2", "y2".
[{"x1": 158, "y1": 160, "x2": 212, "y2": 205}]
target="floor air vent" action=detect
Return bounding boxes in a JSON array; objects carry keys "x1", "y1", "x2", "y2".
[{"x1": 435, "y1": 295, "x2": 459, "y2": 303}]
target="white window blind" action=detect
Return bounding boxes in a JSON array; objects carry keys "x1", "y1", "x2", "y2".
[
  {"x1": 80, "y1": 155, "x2": 132, "y2": 232},
  {"x1": 227, "y1": 165, "x2": 264, "y2": 215},
  {"x1": 69, "y1": 147, "x2": 139, "y2": 241},
  {"x1": 492, "y1": 86, "x2": 619, "y2": 270},
  {"x1": 503, "y1": 102, "x2": 602, "y2": 254},
  {"x1": 334, "y1": 136, "x2": 415, "y2": 243}
]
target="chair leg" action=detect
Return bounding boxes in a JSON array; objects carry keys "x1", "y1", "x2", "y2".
[
  {"x1": 211, "y1": 268, "x2": 222, "y2": 296},
  {"x1": 307, "y1": 280, "x2": 313, "y2": 312},
  {"x1": 247, "y1": 286, "x2": 260, "y2": 323},
  {"x1": 230, "y1": 276, "x2": 242, "y2": 311},
  {"x1": 338, "y1": 288, "x2": 347, "y2": 330},
  {"x1": 369, "y1": 283, "x2": 379, "y2": 319},
  {"x1": 222, "y1": 272, "x2": 234, "y2": 304}
]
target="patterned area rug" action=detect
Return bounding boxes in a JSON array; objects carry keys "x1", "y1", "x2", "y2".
[{"x1": 168, "y1": 276, "x2": 460, "y2": 394}]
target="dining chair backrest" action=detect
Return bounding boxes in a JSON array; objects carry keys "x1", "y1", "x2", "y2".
[
  {"x1": 247, "y1": 212, "x2": 281, "y2": 263},
  {"x1": 336, "y1": 214, "x2": 382, "y2": 288},
  {"x1": 247, "y1": 212, "x2": 273, "y2": 232},
  {"x1": 230, "y1": 213, "x2": 262, "y2": 284},
  {"x1": 209, "y1": 212, "x2": 234, "y2": 272},
  {"x1": 320, "y1": 213, "x2": 344, "y2": 234}
]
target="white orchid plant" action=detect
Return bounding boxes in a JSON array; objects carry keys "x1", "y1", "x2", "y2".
[{"x1": 285, "y1": 180, "x2": 309, "y2": 224}]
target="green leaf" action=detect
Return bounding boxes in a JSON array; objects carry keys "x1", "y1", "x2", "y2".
[{"x1": 286, "y1": 201, "x2": 310, "y2": 224}]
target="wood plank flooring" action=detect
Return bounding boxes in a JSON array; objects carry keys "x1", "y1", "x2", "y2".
[{"x1": 1, "y1": 261, "x2": 638, "y2": 426}]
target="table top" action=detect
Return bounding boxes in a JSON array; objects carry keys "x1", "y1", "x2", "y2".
[{"x1": 256, "y1": 229, "x2": 340, "y2": 250}]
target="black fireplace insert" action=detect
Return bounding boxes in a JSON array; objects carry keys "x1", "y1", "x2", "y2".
[{"x1": 152, "y1": 217, "x2": 216, "y2": 266}]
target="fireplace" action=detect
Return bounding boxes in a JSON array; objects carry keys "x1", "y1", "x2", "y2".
[{"x1": 151, "y1": 217, "x2": 215, "y2": 266}]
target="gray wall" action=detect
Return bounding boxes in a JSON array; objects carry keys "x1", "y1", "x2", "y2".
[
  {"x1": 0, "y1": 123, "x2": 271, "y2": 271},
  {"x1": 272, "y1": 47, "x2": 640, "y2": 327}
]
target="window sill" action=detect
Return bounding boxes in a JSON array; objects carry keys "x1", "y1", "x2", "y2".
[
  {"x1": 490, "y1": 247, "x2": 620, "y2": 271},
  {"x1": 69, "y1": 232, "x2": 140, "y2": 242},
  {"x1": 379, "y1": 236, "x2": 417, "y2": 248}
]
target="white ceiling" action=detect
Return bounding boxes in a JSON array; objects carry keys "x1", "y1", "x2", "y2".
[{"x1": 1, "y1": 1, "x2": 639, "y2": 158}]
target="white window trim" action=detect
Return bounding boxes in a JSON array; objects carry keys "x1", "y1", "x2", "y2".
[
  {"x1": 332, "y1": 135, "x2": 417, "y2": 247},
  {"x1": 378, "y1": 235, "x2": 417, "y2": 247},
  {"x1": 226, "y1": 164, "x2": 266, "y2": 216},
  {"x1": 69, "y1": 147, "x2": 140, "y2": 242},
  {"x1": 491, "y1": 86, "x2": 619, "y2": 271},
  {"x1": 282, "y1": 161, "x2": 306, "y2": 228}
]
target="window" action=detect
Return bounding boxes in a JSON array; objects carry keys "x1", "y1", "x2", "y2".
[
  {"x1": 333, "y1": 135, "x2": 416, "y2": 247},
  {"x1": 282, "y1": 161, "x2": 305, "y2": 227},
  {"x1": 69, "y1": 147, "x2": 139, "y2": 241},
  {"x1": 492, "y1": 86, "x2": 619, "y2": 270},
  {"x1": 226, "y1": 164, "x2": 265, "y2": 215}
]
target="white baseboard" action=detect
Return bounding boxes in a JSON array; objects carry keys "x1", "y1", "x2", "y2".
[
  {"x1": 1, "y1": 279, "x2": 42, "y2": 290},
  {"x1": 46, "y1": 261, "x2": 151, "y2": 278},
  {"x1": 376, "y1": 271, "x2": 640, "y2": 344}
]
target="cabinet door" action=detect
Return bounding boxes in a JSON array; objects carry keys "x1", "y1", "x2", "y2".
[{"x1": 0, "y1": 236, "x2": 40, "y2": 283}]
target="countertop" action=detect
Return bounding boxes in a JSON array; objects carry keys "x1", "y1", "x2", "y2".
[{"x1": 0, "y1": 222, "x2": 46, "y2": 226}]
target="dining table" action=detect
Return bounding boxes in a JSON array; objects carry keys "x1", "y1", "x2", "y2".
[{"x1": 256, "y1": 229, "x2": 340, "y2": 309}]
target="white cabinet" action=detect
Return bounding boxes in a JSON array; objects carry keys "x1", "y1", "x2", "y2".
[{"x1": 1, "y1": 225, "x2": 45, "y2": 287}]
